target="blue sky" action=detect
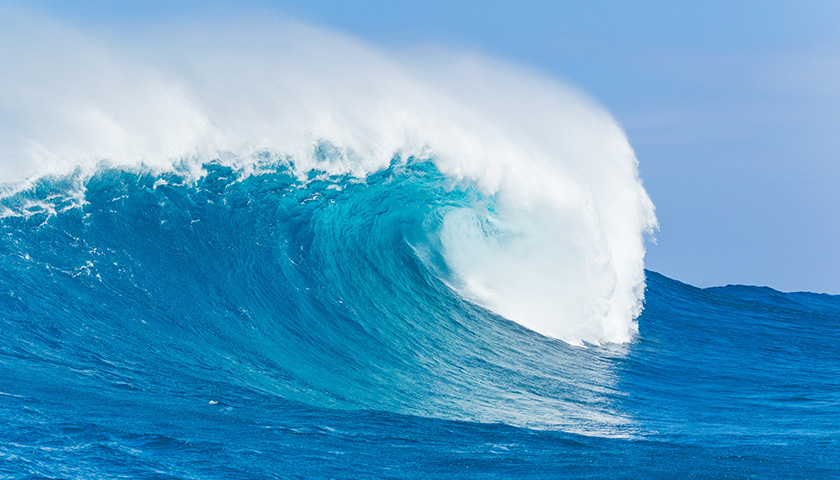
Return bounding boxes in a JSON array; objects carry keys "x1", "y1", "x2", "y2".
[{"x1": 9, "y1": 0, "x2": 840, "y2": 293}]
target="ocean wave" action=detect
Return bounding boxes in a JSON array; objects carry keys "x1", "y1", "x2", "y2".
[
  {"x1": 0, "y1": 13, "x2": 656, "y2": 346},
  {"x1": 0, "y1": 161, "x2": 637, "y2": 434}
]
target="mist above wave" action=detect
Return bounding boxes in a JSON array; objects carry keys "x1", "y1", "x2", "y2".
[{"x1": 0, "y1": 11, "x2": 656, "y2": 344}]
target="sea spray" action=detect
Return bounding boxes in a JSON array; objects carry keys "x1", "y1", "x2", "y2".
[{"x1": 0, "y1": 13, "x2": 655, "y2": 345}]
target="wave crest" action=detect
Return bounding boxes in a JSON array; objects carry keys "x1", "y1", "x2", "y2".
[{"x1": 0, "y1": 12, "x2": 656, "y2": 345}]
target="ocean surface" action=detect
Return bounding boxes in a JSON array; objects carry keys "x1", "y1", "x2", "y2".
[
  {"x1": 1, "y1": 161, "x2": 837, "y2": 479},
  {"x1": 1, "y1": 14, "x2": 838, "y2": 478}
]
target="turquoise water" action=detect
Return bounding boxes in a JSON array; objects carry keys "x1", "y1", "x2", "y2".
[{"x1": 1, "y1": 162, "x2": 837, "y2": 478}]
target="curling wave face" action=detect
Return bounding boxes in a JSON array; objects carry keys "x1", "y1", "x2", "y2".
[
  {"x1": 0, "y1": 13, "x2": 656, "y2": 347},
  {"x1": 0, "y1": 160, "x2": 634, "y2": 433}
]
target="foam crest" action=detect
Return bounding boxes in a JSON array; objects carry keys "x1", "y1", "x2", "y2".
[{"x1": 0, "y1": 11, "x2": 656, "y2": 344}]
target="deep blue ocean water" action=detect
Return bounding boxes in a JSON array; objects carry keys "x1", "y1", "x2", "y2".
[{"x1": 1, "y1": 161, "x2": 838, "y2": 479}]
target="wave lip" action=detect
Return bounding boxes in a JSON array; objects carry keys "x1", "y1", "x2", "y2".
[{"x1": 0, "y1": 12, "x2": 656, "y2": 345}]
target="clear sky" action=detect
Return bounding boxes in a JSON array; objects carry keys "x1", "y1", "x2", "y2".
[{"x1": 7, "y1": 0, "x2": 840, "y2": 293}]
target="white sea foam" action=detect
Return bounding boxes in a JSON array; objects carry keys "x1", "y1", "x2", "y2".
[{"x1": 0, "y1": 11, "x2": 657, "y2": 345}]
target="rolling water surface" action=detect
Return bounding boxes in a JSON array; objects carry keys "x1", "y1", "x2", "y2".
[
  {"x1": 0, "y1": 162, "x2": 837, "y2": 479},
  {"x1": 0, "y1": 15, "x2": 838, "y2": 478}
]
